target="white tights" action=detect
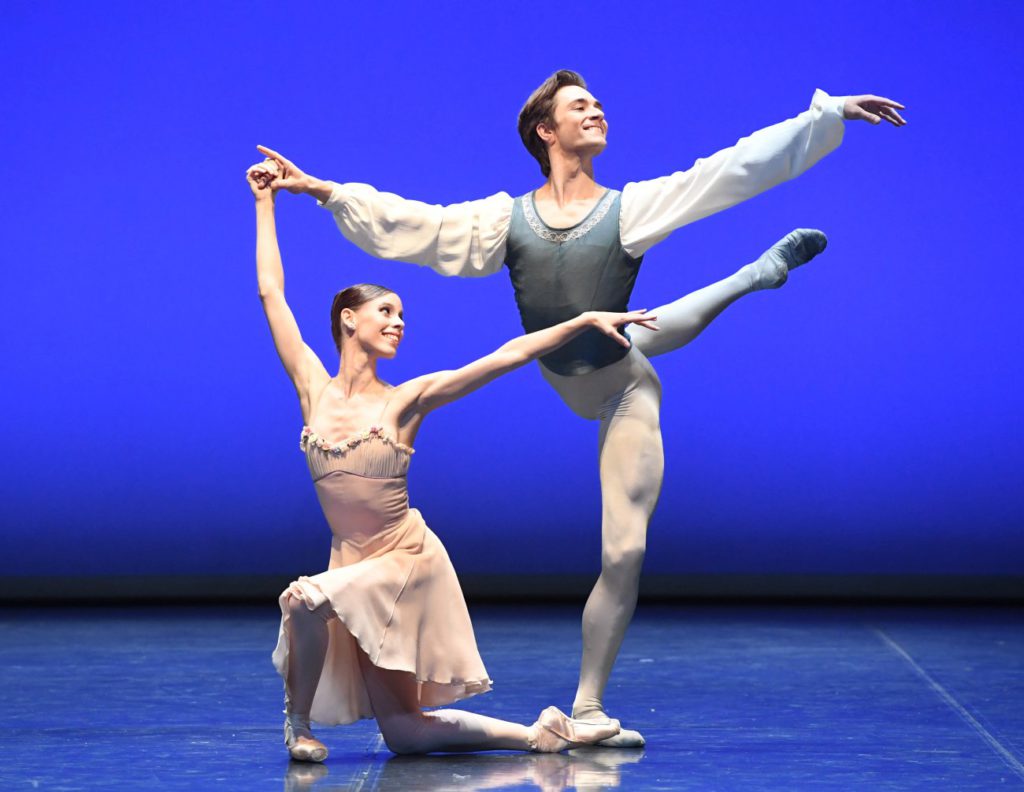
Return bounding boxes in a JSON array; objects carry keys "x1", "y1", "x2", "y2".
[{"x1": 540, "y1": 268, "x2": 757, "y2": 718}]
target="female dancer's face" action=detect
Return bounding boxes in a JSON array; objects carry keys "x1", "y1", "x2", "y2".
[{"x1": 348, "y1": 293, "x2": 405, "y2": 359}]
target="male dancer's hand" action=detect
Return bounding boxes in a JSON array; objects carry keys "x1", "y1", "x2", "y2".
[
  {"x1": 843, "y1": 95, "x2": 907, "y2": 126},
  {"x1": 585, "y1": 309, "x2": 660, "y2": 348},
  {"x1": 255, "y1": 145, "x2": 334, "y2": 202}
]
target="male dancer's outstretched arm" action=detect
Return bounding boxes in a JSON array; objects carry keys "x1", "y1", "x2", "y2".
[
  {"x1": 618, "y1": 91, "x2": 904, "y2": 256},
  {"x1": 256, "y1": 145, "x2": 512, "y2": 277},
  {"x1": 257, "y1": 90, "x2": 902, "y2": 275}
]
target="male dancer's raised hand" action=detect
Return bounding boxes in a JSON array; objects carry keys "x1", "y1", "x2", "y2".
[
  {"x1": 843, "y1": 95, "x2": 907, "y2": 126},
  {"x1": 256, "y1": 145, "x2": 333, "y2": 202}
]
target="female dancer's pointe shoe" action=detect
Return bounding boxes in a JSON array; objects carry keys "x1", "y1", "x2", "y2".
[
  {"x1": 742, "y1": 228, "x2": 829, "y2": 291},
  {"x1": 284, "y1": 713, "x2": 328, "y2": 763},
  {"x1": 527, "y1": 706, "x2": 621, "y2": 752}
]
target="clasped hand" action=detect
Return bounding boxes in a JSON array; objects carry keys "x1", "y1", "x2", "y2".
[{"x1": 245, "y1": 159, "x2": 281, "y2": 199}]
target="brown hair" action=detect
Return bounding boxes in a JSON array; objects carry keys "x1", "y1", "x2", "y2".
[
  {"x1": 330, "y1": 283, "x2": 395, "y2": 352},
  {"x1": 517, "y1": 70, "x2": 588, "y2": 177}
]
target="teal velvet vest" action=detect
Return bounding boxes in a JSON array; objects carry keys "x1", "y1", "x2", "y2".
[{"x1": 505, "y1": 190, "x2": 642, "y2": 375}]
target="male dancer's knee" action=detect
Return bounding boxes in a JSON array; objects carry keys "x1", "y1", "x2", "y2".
[{"x1": 601, "y1": 535, "x2": 647, "y2": 583}]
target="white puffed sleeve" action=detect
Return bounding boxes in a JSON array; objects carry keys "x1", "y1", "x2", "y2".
[
  {"x1": 319, "y1": 183, "x2": 513, "y2": 278},
  {"x1": 620, "y1": 89, "x2": 847, "y2": 258}
]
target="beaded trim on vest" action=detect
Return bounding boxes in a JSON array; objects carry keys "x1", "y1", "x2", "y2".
[{"x1": 520, "y1": 190, "x2": 617, "y2": 243}]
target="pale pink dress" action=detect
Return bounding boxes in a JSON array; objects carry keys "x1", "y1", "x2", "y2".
[{"x1": 271, "y1": 387, "x2": 492, "y2": 725}]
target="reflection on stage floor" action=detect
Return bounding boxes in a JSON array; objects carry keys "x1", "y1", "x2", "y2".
[{"x1": 2, "y1": 604, "x2": 1021, "y2": 790}]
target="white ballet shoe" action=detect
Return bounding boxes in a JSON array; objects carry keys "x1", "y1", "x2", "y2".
[
  {"x1": 742, "y1": 228, "x2": 829, "y2": 291},
  {"x1": 571, "y1": 714, "x2": 646, "y2": 748},
  {"x1": 527, "y1": 706, "x2": 621, "y2": 752},
  {"x1": 284, "y1": 713, "x2": 328, "y2": 763}
]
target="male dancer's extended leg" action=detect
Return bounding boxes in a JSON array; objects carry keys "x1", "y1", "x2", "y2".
[{"x1": 629, "y1": 228, "x2": 829, "y2": 359}]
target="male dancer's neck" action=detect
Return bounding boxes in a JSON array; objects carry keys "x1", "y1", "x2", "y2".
[{"x1": 541, "y1": 152, "x2": 600, "y2": 207}]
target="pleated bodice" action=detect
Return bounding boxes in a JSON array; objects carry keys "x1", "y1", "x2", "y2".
[{"x1": 300, "y1": 425, "x2": 415, "y2": 551}]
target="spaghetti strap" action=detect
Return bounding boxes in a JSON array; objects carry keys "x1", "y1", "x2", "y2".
[{"x1": 374, "y1": 393, "x2": 392, "y2": 426}]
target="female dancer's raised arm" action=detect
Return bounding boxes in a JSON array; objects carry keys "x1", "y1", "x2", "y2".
[{"x1": 247, "y1": 163, "x2": 329, "y2": 420}]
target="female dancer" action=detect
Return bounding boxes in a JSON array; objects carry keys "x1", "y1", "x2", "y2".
[{"x1": 246, "y1": 161, "x2": 653, "y2": 760}]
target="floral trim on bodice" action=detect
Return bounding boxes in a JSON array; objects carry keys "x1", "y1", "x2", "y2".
[
  {"x1": 300, "y1": 426, "x2": 415, "y2": 456},
  {"x1": 520, "y1": 190, "x2": 616, "y2": 244}
]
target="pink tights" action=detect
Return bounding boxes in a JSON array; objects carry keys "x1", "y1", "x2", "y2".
[{"x1": 283, "y1": 593, "x2": 533, "y2": 754}]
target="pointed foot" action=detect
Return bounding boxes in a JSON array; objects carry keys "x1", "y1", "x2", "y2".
[
  {"x1": 528, "y1": 706, "x2": 621, "y2": 752},
  {"x1": 285, "y1": 714, "x2": 329, "y2": 763},
  {"x1": 744, "y1": 228, "x2": 829, "y2": 290}
]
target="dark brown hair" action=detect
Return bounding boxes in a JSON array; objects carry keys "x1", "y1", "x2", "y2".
[
  {"x1": 517, "y1": 70, "x2": 588, "y2": 177},
  {"x1": 330, "y1": 283, "x2": 395, "y2": 352}
]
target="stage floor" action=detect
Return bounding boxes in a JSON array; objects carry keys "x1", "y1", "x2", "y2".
[{"x1": 1, "y1": 604, "x2": 1021, "y2": 790}]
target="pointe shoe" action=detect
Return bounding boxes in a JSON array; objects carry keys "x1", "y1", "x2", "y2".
[
  {"x1": 743, "y1": 228, "x2": 829, "y2": 290},
  {"x1": 527, "y1": 706, "x2": 621, "y2": 752},
  {"x1": 572, "y1": 710, "x2": 646, "y2": 748},
  {"x1": 284, "y1": 713, "x2": 329, "y2": 763}
]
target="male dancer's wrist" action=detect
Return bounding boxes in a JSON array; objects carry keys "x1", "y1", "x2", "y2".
[{"x1": 303, "y1": 177, "x2": 334, "y2": 203}]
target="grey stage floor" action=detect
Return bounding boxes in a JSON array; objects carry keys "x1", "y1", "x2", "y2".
[{"x1": 1, "y1": 604, "x2": 1022, "y2": 790}]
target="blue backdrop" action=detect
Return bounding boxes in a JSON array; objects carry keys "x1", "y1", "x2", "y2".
[{"x1": 2, "y1": 1, "x2": 1021, "y2": 580}]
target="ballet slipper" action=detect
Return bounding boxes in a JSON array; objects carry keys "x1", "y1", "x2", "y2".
[
  {"x1": 571, "y1": 711, "x2": 646, "y2": 748},
  {"x1": 284, "y1": 713, "x2": 329, "y2": 763},
  {"x1": 742, "y1": 228, "x2": 829, "y2": 290},
  {"x1": 527, "y1": 706, "x2": 621, "y2": 752}
]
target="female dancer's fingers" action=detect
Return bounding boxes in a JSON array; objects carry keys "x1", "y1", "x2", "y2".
[{"x1": 594, "y1": 319, "x2": 631, "y2": 347}]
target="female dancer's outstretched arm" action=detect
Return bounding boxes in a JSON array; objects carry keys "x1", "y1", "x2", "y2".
[{"x1": 401, "y1": 309, "x2": 658, "y2": 416}]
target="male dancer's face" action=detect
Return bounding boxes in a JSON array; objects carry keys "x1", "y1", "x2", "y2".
[{"x1": 544, "y1": 85, "x2": 608, "y2": 160}]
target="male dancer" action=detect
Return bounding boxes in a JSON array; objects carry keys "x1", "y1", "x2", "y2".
[{"x1": 258, "y1": 72, "x2": 904, "y2": 746}]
